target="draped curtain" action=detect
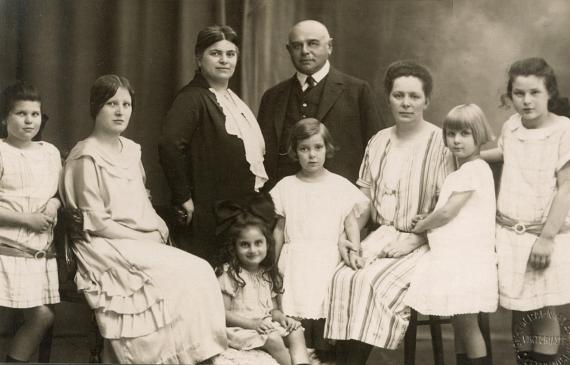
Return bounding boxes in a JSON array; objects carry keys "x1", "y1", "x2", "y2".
[
  {"x1": 1, "y1": 0, "x2": 569, "y2": 205},
  {"x1": 1, "y1": 0, "x2": 224, "y2": 205}
]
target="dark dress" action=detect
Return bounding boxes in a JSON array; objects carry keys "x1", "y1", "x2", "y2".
[{"x1": 159, "y1": 73, "x2": 258, "y2": 263}]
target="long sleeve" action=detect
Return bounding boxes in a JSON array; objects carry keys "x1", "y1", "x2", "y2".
[{"x1": 158, "y1": 91, "x2": 202, "y2": 205}]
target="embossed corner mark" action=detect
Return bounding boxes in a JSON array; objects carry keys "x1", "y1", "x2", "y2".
[{"x1": 513, "y1": 309, "x2": 570, "y2": 365}]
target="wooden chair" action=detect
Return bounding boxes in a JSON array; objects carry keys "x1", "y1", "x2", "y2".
[
  {"x1": 38, "y1": 208, "x2": 103, "y2": 363},
  {"x1": 37, "y1": 205, "x2": 178, "y2": 363},
  {"x1": 403, "y1": 310, "x2": 492, "y2": 365}
]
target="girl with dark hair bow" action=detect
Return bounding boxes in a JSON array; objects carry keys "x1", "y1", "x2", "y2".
[{"x1": 214, "y1": 193, "x2": 310, "y2": 365}]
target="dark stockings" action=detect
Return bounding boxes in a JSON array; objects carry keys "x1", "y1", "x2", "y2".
[{"x1": 335, "y1": 340, "x2": 373, "y2": 365}]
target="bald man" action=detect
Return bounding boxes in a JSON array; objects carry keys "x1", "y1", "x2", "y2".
[{"x1": 258, "y1": 20, "x2": 383, "y2": 189}]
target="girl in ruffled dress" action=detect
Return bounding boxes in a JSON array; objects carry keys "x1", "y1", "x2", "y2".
[
  {"x1": 270, "y1": 118, "x2": 369, "y2": 363},
  {"x1": 406, "y1": 104, "x2": 498, "y2": 365},
  {"x1": 215, "y1": 193, "x2": 310, "y2": 365},
  {"x1": 0, "y1": 82, "x2": 61, "y2": 362}
]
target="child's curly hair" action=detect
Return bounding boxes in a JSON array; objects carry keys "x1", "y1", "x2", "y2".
[{"x1": 213, "y1": 193, "x2": 283, "y2": 294}]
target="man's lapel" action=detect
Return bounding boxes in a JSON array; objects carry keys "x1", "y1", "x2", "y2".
[
  {"x1": 317, "y1": 68, "x2": 345, "y2": 121},
  {"x1": 275, "y1": 76, "x2": 296, "y2": 143}
]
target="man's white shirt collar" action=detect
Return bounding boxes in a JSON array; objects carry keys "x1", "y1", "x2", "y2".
[{"x1": 296, "y1": 61, "x2": 330, "y2": 90}]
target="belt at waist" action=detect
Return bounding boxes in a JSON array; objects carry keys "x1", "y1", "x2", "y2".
[
  {"x1": 0, "y1": 240, "x2": 55, "y2": 259},
  {"x1": 496, "y1": 211, "x2": 544, "y2": 236}
]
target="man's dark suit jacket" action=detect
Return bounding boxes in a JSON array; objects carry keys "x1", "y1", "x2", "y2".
[{"x1": 258, "y1": 67, "x2": 383, "y2": 188}]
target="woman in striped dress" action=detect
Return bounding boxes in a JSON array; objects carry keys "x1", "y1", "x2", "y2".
[{"x1": 325, "y1": 61, "x2": 454, "y2": 365}]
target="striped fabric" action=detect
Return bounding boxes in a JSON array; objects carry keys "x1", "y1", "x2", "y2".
[{"x1": 325, "y1": 124, "x2": 453, "y2": 349}]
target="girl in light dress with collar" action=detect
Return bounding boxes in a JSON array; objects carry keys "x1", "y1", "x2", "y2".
[
  {"x1": 270, "y1": 118, "x2": 369, "y2": 363},
  {"x1": 406, "y1": 104, "x2": 498, "y2": 365},
  {"x1": 482, "y1": 58, "x2": 570, "y2": 365},
  {"x1": 0, "y1": 82, "x2": 61, "y2": 362}
]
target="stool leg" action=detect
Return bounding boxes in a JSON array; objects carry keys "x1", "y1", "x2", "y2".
[
  {"x1": 429, "y1": 316, "x2": 445, "y2": 365},
  {"x1": 404, "y1": 310, "x2": 418, "y2": 365},
  {"x1": 478, "y1": 313, "x2": 492, "y2": 364},
  {"x1": 37, "y1": 323, "x2": 53, "y2": 363}
]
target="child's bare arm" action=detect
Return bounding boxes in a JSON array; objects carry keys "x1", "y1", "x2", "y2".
[
  {"x1": 480, "y1": 147, "x2": 503, "y2": 163},
  {"x1": 529, "y1": 162, "x2": 570, "y2": 270},
  {"x1": 412, "y1": 191, "x2": 473, "y2": 233},
  {"x1": 273, "y1": 217, "x2": 285, "y2": 264},
  {"x1": 271, "y1": 296, "x2": 301, "y2": 332},
  {"x1": 342, "y1": 211, "x2": 363, "y2": 269},
  {"x1": 0, "y1": 207, "x2": 53, "y2": 232}
]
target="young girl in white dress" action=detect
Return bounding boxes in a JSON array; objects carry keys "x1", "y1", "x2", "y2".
[
  {"x1": 215, "y1": 193, "x2": 310, "y2": 365},
  {"x1": 482, "y1": 58, "x2": 570, "y2": 365},
  {"x1": 270, "y1": 118, "x2": 369, "y2": 363},
  {"x1": 0, "y1": 82, "x2": 61, "y2": 362},
  {"x1": 406, "y1": 104, "x2": 497, "y2": 365}
]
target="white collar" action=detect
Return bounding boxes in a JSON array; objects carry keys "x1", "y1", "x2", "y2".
[{"x1": 296, "y1": 60, "x2": 330, "y2": 87}]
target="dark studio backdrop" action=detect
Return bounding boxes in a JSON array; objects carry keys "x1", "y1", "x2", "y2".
[{"x1": 0, "y1": 0, "x2": 569, "y2": 338}]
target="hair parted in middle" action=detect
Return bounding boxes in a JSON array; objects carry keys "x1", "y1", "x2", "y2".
[
  {"x1": 442, "y1": 103, "x2": 495, "y2": 147},
  {"x1": 90, "y1": 74, "x2": 135, "y2": 119},
  {"x1": 384, "y1": 60, "x2": 433, "y2": 99},
  {"x1": 287, "y1": 118, "x2": 337, "y2": 161},
  {"x1": 194, "y1": 25, "x2": 239, "y2": 58},
  {"x1": 213, "y1": 193, "x2": 283, "y2": 294}
]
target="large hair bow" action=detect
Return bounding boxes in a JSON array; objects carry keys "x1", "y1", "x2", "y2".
[{"x1": 214, "y1": 192, "x2": 277, "y2": 236}]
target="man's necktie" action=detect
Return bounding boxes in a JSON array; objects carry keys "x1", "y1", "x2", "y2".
[{"x1": 305, "y1": 75, "x2": 316, "y2": 93}]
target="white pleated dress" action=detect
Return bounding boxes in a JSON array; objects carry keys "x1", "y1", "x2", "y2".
[
  {"x1": 406, "y1": 159, "x2": 498, "y2": 315},
  {"x1": 495, "y1": 114, "x2": 570, "y2": 311},
  {"x1": 0, "y1": 140, "x2": 61, "y2": 308},
  {"x1": 270, "y1": 171, "x2": 369, "y2": 319}
]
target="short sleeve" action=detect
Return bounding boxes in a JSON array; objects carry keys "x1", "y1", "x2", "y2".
[
  {"x1": 269, "y1": 179, "x2": 285, "y2": 217},
  {"x1": 339, "y1": 177, "x2": 369, "y2": 219},
  {"x1": 48, "y1": 144, "x2": 62, "y2": 177},
  {"x1": 357, "y1": 134, "x2": 377, "y2": 188},
  {"x1": 448, "y1": 163, "x2": 479, "y2": 194},
  {"x1": 217, "y1": 269, "x2": 237, "y2": 298},
  {"x1": 557, "y1": 122, "x2": 570, "y2": 172}
]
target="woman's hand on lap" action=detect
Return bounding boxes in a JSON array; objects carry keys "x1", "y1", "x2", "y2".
[{"x1": 378, "y1": 233, "x2": 425, "y2": 258}]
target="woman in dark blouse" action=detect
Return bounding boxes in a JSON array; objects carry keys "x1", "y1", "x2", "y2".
[{"x1": 159, "y1": 25, "x2": 268, "y2": 264}]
